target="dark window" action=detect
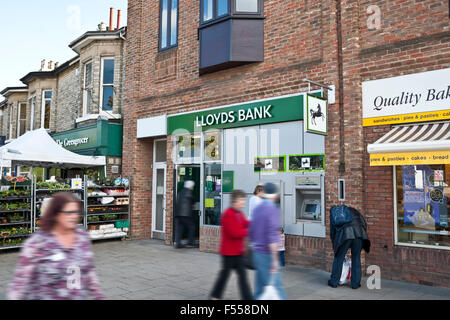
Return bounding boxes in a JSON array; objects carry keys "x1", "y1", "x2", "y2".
[{"x1": 159, "y1": 0, "x2": 178, "y2": 50}]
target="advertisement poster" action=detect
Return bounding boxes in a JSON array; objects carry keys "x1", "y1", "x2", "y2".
[
  {"x1": 254, "y1": 156, "x2": 286, "y2": 173},
  {"x1": 402, "y1": 165, "x2": 445, "y2": 229},
  {"x1": 289, "y1": 154, "x2": 325, "y2": 172}
]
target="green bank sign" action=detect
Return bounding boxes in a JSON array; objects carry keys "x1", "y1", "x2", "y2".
[{"x1": 167, "y1": 93, "x2": 321, "y2": 134}]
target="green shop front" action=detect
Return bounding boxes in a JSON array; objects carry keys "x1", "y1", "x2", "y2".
[
  {"x1": 137, "y1": 92, "x2": 328, "y2": 249},
  {"x1": 50, "y1": 120, "x2": 123, "y2": 181}
]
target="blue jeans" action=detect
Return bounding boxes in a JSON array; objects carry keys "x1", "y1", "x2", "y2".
[
  {"x1": 253, "y1": 252, "x2": 287, "y2": 300},
  {"x1": 329, "y1": 238, "x2": 363, "y2": 288}
]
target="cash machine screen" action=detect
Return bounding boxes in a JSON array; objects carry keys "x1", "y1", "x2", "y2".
[{"x1": 305, "y1": 204, "x2": 317, "y2": 213}]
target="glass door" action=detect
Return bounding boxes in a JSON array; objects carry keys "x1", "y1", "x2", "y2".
[
  {"x1": 152, "y1": 164, "x2": 166, "y2": 234},
  {"x1": 174, "y1": 165, "x2": 201, "y2": 244}
]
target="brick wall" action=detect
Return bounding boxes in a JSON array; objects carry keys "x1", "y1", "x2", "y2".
[{"x1": 124, "y1": 0, "x2": 450, "y2": 287}]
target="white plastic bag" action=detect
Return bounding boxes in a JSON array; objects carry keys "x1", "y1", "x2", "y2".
[
  {"x1": 258, "y1": 276, "x2": 281, "y2": 300},
  {"x1": 339, "y1": 256, "x2": 352, "y2": 285}
]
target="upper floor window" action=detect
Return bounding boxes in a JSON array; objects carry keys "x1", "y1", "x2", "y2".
[
  {"x1": 17, "y1": 102, "x2": 27, "y2": 137},
  {"x1": 159, "y1": 0, "x2": 178, "y2": 50},
  {"x1": 29, "y1": 95, "x2": 36, "y2": 131},
  {"x1": 235, "y1": 0, "x2": 259, "y2": 12},
  {"x1": 101, "y1": 58, "x2": 115, "y2": 111},
  {"x1": 41, "y1": 90, "x2": 52, "y2": 130},
  {"x1": 8, "y1": 104, "x2": 14, "y2": 140},
  {"x1": 201, "y1": 0, "x2": 229, "y2": 23},
  {"x1": 200, "y1": 0, "x2": 263, "y2": 25},
  {"x1": 83, "y1": 61, "x2": 93, "y2": 115}
]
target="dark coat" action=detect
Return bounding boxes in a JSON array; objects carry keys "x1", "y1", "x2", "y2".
[
  {"x1": 330, "y1": 206, "x2": 371, "y2": 255},
  {"x1": 175, "y1": 188, "x2": 195, "y2": 218}
]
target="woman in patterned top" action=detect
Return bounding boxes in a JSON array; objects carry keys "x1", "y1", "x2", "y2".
[{"x1": 7, "y1": 192, "x2": 104, "y2": 300}]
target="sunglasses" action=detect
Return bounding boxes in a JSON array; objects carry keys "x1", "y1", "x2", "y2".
[{"x1": 60, "y1": 210, "x2": 82, "y2": 215}]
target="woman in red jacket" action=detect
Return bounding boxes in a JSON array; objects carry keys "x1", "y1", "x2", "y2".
[{"x1": 210, "y1": 189, "x2": 252, "y2": 300}]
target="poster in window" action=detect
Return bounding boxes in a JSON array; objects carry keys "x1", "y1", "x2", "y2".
[
  {"x1": 402, "y1": 165, "x2": 445, "y2": 229},
  {"x1": 289, "y1": 154, "x2": 324, "y2": 172},
  {"x1": 254, "y1": 156, "x2": 286, "y2": 173}
]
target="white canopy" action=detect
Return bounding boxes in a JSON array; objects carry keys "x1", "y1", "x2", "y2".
[{"x1": 0, "y1": 128, "x2": 106, "y2": 168}]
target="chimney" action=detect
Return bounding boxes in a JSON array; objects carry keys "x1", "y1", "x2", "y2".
[
  {"x1": 109, "y1": 7, "x2": 115, "y2": 31},
  {"x1": 48, "y1": 60, "x2": 54, "y2": 70},
  {"x1": 41, "y1": 59, "x2": 46, "y2": 71},
  {"x1": 55, "y1": 62, "x2": 60, "y2": 69},
  {"x1": 117, "y1": 10, "x2": 122, "y2": 30}
]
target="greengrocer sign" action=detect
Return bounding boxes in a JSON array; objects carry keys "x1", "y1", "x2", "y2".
[{"x1": 56, "y1": 137, "x2": 89, "y2": 148}]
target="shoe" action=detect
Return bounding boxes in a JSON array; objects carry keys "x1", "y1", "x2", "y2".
[
  {"x1": 175, "y1": 245, "x2": 186, "y2": 249},
  {"x1": 328, "y1": 280, "x2": 337, "y2": 288},
  {"x1": 351, "y1": 284, "x2": 361, "y2": 289}
]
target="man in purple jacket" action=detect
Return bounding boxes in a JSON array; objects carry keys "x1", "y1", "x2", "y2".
[{"x1": 249, "y1": 182, "x2": 287, "y2": 300}]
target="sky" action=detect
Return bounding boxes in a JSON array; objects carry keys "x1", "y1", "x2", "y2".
[{"x1": 0, "y1": 0, "x2": 128, "y2": 100}]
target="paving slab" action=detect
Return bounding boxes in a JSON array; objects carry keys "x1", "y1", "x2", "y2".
[{"x1": 0, "y1": 239, "x2": 449, "y2": 300}]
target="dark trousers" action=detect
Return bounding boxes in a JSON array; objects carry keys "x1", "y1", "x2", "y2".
[
  {"x1": 279, "y1": 251, "x2": 285, "y2": 267},
  {"x1": 329, "y1": 238, "x2": 363, "y2": 288},
  {"x1": 175, "y1": 216, "x2": 195, "y2": 247},
  {"x1": 210, "y1": 255, "x2": 252, "y2": 300}
]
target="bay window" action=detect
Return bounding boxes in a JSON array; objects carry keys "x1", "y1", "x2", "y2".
[
  {"x1": 101, "y1": 58, "x2": 115, "y2": 111},
  {"x1": 17, "y1": 102, "x2": 27, "y2": 137},
  {"x1": 41, "y1": 90, "x2": 52, "y2": 130},
  {"x1": 83, "y1": 61, "x2": 93, "y2": 115}
]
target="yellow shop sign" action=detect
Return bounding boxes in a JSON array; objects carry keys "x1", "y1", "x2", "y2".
[
  {"x1": 363, "y1": 109, "x2": 450, "y2": 127},
  {"x1": 370, "y1": 150, "x2": 450, "y2": 166}
]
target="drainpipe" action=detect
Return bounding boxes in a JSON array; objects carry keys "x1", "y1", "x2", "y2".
[{"x1": 336, "y1": 0, "x2": 345, "y2": 174}]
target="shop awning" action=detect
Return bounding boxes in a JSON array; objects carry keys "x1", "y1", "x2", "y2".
[
  {"x1": 368, "y1": 122, "x2": 450, "y2": 166},
  {"x1": 0, "y1": 128, "x2": 106, "y2": 169}
]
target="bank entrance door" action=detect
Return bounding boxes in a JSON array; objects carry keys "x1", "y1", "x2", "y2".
[{"x1": 173, "y1": 165, "x2": 201, "y2": 246}]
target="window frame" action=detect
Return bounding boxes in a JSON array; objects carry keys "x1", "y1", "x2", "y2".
[
  {"x1": 29, "y1": 94, "x2": 36, "y2": 131},
  {"x1": 200, "y1": 0, "x2": 263, "y2": 26},
  {"x1": 8, "y1": 103, "x2": 14, "y2": 140},
  {"x1": 159, "y1": 0, "x2": 179, "y2": 52},
  {"x1": 82, "y1": 61, "x2": 93, "y2": 116},
  {"x1": 99, "y1": 57, "x2": 115, "y2": 112},
  {"x1": 41, "y1": 89, "x2": 52, "y2": 130},
  {"x1": 17, "y1": 102, "x2": 27, "y2": 137},
  {"x1": 233, "y1": 0, "x2": 263, "y2": 15},
  {"x1": 200, "y1": 0, "x2": 231, "y2": 25}
]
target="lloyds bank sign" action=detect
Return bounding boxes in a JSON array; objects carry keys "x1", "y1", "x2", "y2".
[{"x1": 167, "y1": 92, "x2": 322, "y2": 134}]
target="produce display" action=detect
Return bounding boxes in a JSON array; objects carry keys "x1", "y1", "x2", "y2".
[
  {"x1": 0, "y1": 202, "x2": 31, "y2": 211},
  {"x1": 0, "y1": 189, "x2": 31, "y2": 198},
  {"x1": 36, "y1": 182, "x2": 71, "y2": 190}
]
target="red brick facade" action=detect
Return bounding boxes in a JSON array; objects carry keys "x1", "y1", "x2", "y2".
[{"x1": 124, "y1": 0, "x2": 450, "y2": 287}]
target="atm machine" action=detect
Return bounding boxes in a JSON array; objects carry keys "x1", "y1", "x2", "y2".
[{"x1": 292, "y1": 173, "x2": 325, "y2": 237}]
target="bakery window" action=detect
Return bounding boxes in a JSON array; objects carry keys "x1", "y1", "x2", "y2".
[{"x1": 395, "y1": 165, "x2": 450, "y2": 249}]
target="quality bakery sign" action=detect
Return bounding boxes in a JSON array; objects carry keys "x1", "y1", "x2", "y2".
[{"x1": 362, "y1": 68, "x2": 450, "y2": 126}]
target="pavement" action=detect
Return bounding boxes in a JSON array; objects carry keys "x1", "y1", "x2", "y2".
[{"x1": 0, "y1": 239, "x2": 449, "y2": 300}]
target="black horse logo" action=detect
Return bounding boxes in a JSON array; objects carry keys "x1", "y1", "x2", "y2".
[{"x1": 310, "y1": 104, "x2": 325, "y2": 126}]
